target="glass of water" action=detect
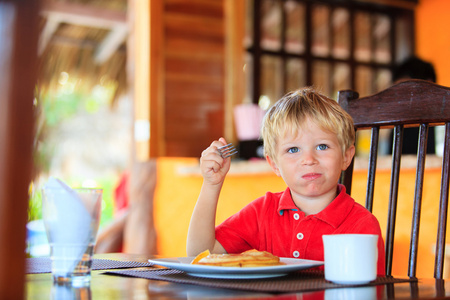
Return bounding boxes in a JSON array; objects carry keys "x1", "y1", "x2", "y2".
[{"x1": 42, "y1": 185, "x2": 102, "y2": 286}]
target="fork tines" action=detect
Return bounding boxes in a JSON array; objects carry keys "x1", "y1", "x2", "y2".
[{"x1": 217, "y1": 143, "x2": 238, "y2": 159}]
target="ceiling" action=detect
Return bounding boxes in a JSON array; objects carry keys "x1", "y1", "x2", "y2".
[
  {"x1": 40, "y1": 0, "x2": 127, "y2": 64},
  {"x1": 38, "y1": 0, "x2": 128, "y2": 100}
]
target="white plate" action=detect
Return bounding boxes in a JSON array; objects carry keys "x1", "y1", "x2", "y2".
[{"x1": 148, "y1": 257, "x2": 324, "y2": 279}]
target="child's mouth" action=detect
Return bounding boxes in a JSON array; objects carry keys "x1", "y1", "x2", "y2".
[{"x1": 302, "y1": 173, "x2": 321, "y2": 180}]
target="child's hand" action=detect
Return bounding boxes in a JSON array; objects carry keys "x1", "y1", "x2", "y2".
[{"x1": 200, "y1": 137, "x2": 232, "y2": 185}]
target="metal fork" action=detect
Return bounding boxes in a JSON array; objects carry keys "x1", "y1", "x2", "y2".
[{"x1": 217, "y1": 143, "x2": 238, "y2": 159}]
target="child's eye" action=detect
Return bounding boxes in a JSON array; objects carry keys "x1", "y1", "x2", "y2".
[
  {"x1": 288, "y1": 147, "x2": 299, "y2": 154},
  {"x1": 316, "y1": 144, "x2": 328, "y2": 151}
]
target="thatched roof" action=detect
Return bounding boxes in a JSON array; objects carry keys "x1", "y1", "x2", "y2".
[{"x1": 38, "y1": 0, "x2": 128, "y2": 103}]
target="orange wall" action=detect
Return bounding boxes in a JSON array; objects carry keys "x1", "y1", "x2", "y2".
[{"x1": 416, "y1": 0, "x2": 450, "y2": 86}]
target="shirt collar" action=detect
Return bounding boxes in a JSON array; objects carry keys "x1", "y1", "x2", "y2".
[
  {"x1": 314, "y1": 184, "x2": 354, "y2": 228},
  {"x1": 277, "y1": 188, "x2": 299, "y2": 215},
  {"x1": 277, "y1": 184, "x2": 354, "y2": 227}
]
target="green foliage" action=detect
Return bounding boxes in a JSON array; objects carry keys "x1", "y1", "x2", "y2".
[
  {"x1": 30, "y1": 80, "x2": 120, "y2": 226},
  {"x1": 41, "y1": 93, "x2": 80, "y2": 127},
  {"x1": 28, "y1": 183, "x2": 42, "y2": 221},
  {"x1": 27, "y1": 177, "x2": 117, "y2": 226}
]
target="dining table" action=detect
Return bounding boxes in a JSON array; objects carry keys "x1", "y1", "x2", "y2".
[{"x1": 25, "y1": 253, "x2": 450, "y2": 299}]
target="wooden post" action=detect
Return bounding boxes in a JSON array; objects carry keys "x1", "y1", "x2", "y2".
[{"x1": 0, "y1": 0, "x2": 39, "y2": 297}]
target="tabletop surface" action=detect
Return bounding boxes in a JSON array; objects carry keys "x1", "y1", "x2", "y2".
[{"x1": 26, "y1": 253, "x2": 450, "y2": 300}]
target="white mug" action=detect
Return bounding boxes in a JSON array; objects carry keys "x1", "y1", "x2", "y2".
[{"x1": 322, "y1": 234, "x2": 378, "y2": 284}]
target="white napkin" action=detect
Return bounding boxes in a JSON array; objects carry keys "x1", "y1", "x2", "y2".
[{"x1": 43, "y1": 177, "x2": 92, "y2": 276}]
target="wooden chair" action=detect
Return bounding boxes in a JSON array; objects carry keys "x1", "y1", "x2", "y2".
[{"x1": 337, "y1": 79, "x2": 450, "y2": 279}]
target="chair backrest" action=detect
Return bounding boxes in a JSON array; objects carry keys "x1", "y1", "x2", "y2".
[{"x1": 337, "y1": 79, "x2": 450, "y2": 279}]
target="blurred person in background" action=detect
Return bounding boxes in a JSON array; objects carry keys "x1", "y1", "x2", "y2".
[{"x1": 388, "y1": 56, "x2": 437, "y2": 155}]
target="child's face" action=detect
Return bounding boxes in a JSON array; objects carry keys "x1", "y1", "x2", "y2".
[{"x1": 266, "y1": 118, "x2": 355, "y2": 204}]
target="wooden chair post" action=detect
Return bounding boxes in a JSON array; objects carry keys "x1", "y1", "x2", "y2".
[
  {"x1": 337, "y1": 90, "x2": 359, "y2": 195},
  {"x1": 0, "y1": 1, "x2": 39, "y2": 297}
]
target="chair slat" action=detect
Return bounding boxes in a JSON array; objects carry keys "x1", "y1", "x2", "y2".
[
  {"x1": 408, "y1": 123, "x2": 428, "y2": 278},
  {"x1": 366, "y1": 127, "x2": 379, "y2": 212},
  {"x1": 341, "y1": 158, "x2": 354, "y2": 194},
  {"x1": 385, "y1": 125, "x2": 403, "y2": 276},
  {"x1": 434, "y1": 122, "x2": 450, "y2": 279}
]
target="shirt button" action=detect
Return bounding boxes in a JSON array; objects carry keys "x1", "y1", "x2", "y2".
[
  {"x1": 297, "y1": 232, "x2": 304, "y2": 240},
  {"x1": 293, "y1": 251, "x2": 300, "y2": 258},
  {"x1": 293, "y1": 213, "x2": 300, "y2": 220}
]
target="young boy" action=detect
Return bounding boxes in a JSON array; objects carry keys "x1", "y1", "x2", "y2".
[{"x1": 187, "y1": 87, "x2": 386, "y2": 275}]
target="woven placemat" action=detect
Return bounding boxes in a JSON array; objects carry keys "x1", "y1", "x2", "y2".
[
  {"x1": 26, "y1": 257, "x2": 154, "y2": 274},
  {"x1": 103, "y1": 269, "x2": 416, "y2": 293}
]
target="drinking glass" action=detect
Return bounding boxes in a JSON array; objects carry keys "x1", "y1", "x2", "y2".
[{"x1": 42, "y1": 187, "x2": 102, "y2": 286}]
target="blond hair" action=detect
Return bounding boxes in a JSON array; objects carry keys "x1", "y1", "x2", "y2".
[{"x1": 261, "y1": 87, "x2": 355, "y2": 160}]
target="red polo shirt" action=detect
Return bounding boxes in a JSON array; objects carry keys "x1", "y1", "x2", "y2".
[{"x1": 215, "y1": 184, "x2": 386, "y2": 275}]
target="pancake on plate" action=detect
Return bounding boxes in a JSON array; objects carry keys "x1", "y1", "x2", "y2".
[{"x1": 191, "y1": 249, "x2": 284, "y2": 267}]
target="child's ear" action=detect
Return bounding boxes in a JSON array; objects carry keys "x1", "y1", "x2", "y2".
[
  {"x1": 266, "y1": 155, "x2": 281, "y2": 176},
  {"x1": 342, "y1": 145, "x2": 356, "y2": 170}
]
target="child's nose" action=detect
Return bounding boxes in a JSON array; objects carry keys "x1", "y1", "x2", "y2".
[{"x1": 300, "y1": 151, "x2": 317, "y2": 165}]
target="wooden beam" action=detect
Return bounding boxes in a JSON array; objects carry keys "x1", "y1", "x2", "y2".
[
  {"x1": 0, "y1": 0, "x2": 39, "y2": 298},
  {"x1": 225, "y1": 0, "x2": 246, "y2": 143},
  {"x1": 129, "y1": 0, "x2": 150, "y2": 160},
  {"x1": 41, "y1": 1, "x2": 126, "y2": 29},
  {"x1": 94, "y1": 25, "x2": 128, "y2": 64},
  {"x1": 41, "y1": 1, "x2": 128, "y2": 63},
  {"x1": 149, "y1": 0, "x2": 165, "y2": 157},
  {"x1": 38, "y1": 14, "x2": 61, "y2": 55}
]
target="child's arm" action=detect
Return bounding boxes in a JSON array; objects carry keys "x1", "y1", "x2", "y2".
[{"x1": 186, "y1": 137, "x2": 230, "y2": 256}]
